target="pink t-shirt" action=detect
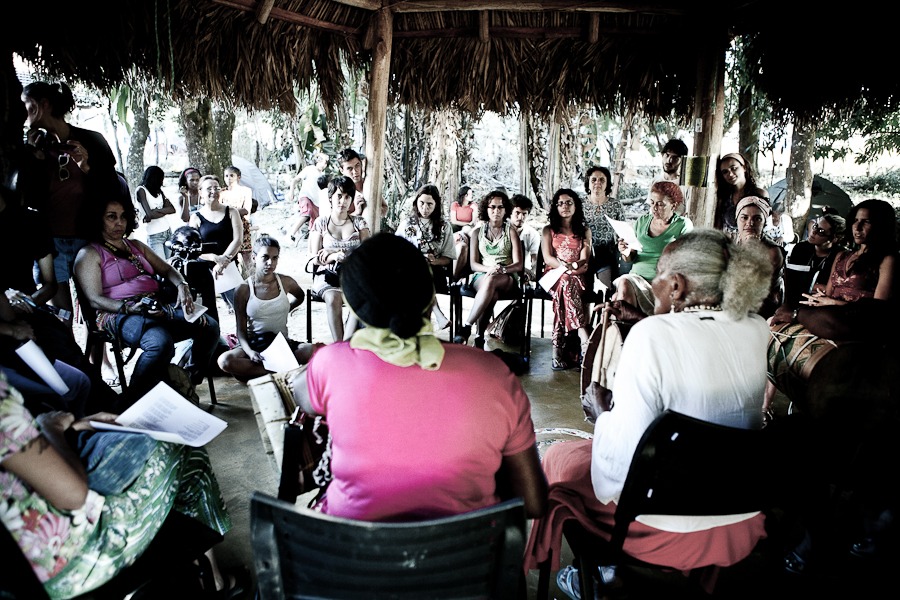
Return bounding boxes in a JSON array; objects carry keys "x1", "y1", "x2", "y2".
[
  {"x1": 451, "y1": 201, "x2": 474, "y2": 224},
  {"x1": 307, "y1": 343, "x2": 536, "y2": 521}
]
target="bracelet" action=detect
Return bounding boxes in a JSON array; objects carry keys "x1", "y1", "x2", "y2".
[{"x1": 119, "y1": 300, "x2": 127, "y2": 314}]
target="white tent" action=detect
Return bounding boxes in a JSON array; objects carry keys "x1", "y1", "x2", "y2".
[{"x1": 231, "y1": 156, "x2": 278, "y2": 210}]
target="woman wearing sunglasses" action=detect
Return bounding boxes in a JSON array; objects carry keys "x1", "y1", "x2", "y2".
[
  {"x1": 20, "y1": 82, "x2": 122, "y2": 326},
  {"x1": 780, "y1": 213, "x2": 847, "y2": 308}
]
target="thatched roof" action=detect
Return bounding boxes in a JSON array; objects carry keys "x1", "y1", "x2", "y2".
[{"x1": 8, "y1": 1, "x2": 894, "y2": 121}]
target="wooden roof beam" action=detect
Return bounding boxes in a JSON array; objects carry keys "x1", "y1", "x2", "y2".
[
  {"x1": 211, "y1": 0, "x2": 360, "y2": 35},
  {"x1": 332, "y1": 1, "x2": 683, "y2": 15},
  {"x1": 256, "y1": 0, "x2": 276, "y2": 24},
  {"x1": 393, "y1": 24, "x2": 652, "y2": 38}
]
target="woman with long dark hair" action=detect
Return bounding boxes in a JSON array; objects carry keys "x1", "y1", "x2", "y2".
[
  {"x1": 541, "y1": 188, "x2": 592, "y2": 370},
  {"x1": 802, "y1": 199, "x2": 896, "y2": 306},
  {"x1": 713, "y1": 152, "x2": 768, "y2": 237},
  {"x1": 397, "y1": 184, "x2": 456, "y2": 330}
]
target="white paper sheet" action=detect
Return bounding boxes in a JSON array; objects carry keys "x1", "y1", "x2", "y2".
[
  {"x1": 538, "y1": 266, "x2": 566, "y2": 293},
  {"x1": 15, "y1": 340, "x2": 69, "y2": 395},
  {"x1": 260, "y1": 332, "x2": 300, "y2": 373},
  {"x1": 606, "y1": 216, "x2": 643, "y2": 252},
  {"x1": 182, "y1": 302, "x2": 208, "y2": 323},
  {"x1": 90, "y1": 381, "x2": 227, "y2": 447},
  {"x1": 213, "y1": 261, "x2": 243, "y2": 293}
]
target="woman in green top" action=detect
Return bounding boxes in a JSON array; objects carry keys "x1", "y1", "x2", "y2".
[
  {"x1": 453, "y1": 190, "x2": 522, "y2": 348},
  {"x1": 613, "y1": 181, "x2": 692, "y2": 315}
]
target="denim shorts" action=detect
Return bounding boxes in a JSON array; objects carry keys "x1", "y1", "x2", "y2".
[{"x1": 53, "y1": 237, "x2": 89, "y2": 283}]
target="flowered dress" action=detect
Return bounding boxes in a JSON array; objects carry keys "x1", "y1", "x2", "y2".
[
  {"x1": 546, "y1": 232, "x2": 589, "y2": 349},
  {"x1": 0, "y1": 375, "x2": 231, "y2": 599},
  {"x1": 828, "y1": 250, "x2": 879, "y2": 302},
  {"x1": 582, "y1": 198, "x2": 625, "y2": 272}
]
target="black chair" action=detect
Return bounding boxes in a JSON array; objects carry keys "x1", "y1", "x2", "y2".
[
  {"x1": 74, "y1": 282, "x2": 129, "y2": 395},
  {"x1": 251, "y1": 492, "x2": 527, "y2": 600},
  {"x1": 537, "y1": 410, "x2": 811, "y2": 599},
  {"x1": 527, "y1": 250, "x2": 554, "y2": 339},
  {"x1": 74, "y1": 282, "x2": 217, "y2": 405},
  {"x1": 449, "y1": 243, "x2": 532, "y2": 363}
]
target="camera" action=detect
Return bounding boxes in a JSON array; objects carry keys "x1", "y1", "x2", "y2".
[{"x1": 139, "y1": 297, "x2": 160, "y2": 313}]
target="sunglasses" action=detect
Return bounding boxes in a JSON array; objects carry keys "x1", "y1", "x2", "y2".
[
  {"x1": 58, "y1": 153, "x2": 70, "y2": 182},
  {"x1": 811, "y1": 225, "x2": 831, "y2": 237}
]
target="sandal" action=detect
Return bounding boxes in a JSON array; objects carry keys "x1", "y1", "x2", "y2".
[{"x1": 551, "y1": 357, "x2": 571, "y2": 371}]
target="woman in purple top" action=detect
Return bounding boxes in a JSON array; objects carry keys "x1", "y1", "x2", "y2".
[{"x1": 74, "y1": 198, "x2": 220, "y2": 404}]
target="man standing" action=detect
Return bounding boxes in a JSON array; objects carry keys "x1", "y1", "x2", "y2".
[
  {"x1": 652, "y1": 138, "x2": 688, "y2": 214},
  {"x1": 510, "y1": 194, "x2": 541, "y2": 280},
  {"x1": 338, "y1": 148, "x2": 388, "y2": 219}
]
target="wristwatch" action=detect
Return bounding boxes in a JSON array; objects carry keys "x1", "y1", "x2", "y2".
[
  {"x1": 500, "y1": 266, "x2": 508, "y2": 274},
  {"x1": 571, "y1": 262, "x2": 579, "y2": 270}
]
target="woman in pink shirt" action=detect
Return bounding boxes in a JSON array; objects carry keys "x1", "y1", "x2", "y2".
[{"x1": 284, "y1": 233, "x2": 547, "y2": 522}]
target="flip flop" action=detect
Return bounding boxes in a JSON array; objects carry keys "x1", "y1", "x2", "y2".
[{"x1": 551, "y1": 357, "x2": 571, "y2": 371}]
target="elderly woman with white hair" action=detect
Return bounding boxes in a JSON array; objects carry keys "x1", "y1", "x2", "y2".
[{"x1": 525, "y1": 229, "x2": 775, "y2": 595}]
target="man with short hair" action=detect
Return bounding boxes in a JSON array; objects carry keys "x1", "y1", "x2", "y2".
[
  {"x1": 339, "y1": 148, "x2": 388, "y2": 219},
  {"x1": 652, "y1": 138, "x2": 689, "y2": 215},
  {"x1": 660, "y1": 138, "x2": 688, "y2": 183},
  {"x1": 510, "y1": 194, "x2": 541, "y2": 280}
]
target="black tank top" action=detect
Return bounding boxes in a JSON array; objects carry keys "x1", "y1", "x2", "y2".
[{"x1": 196, "y1": 208, "x2": 234, "y2": 255}]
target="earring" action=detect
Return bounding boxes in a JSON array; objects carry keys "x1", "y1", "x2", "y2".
[{"x1": 669, "y1": 293, "x2": 675, "y2": 313}]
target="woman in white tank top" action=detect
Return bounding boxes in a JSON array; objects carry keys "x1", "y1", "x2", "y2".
[{"x1": 217, "y1": 235, "x2": 320, "y2": 382}]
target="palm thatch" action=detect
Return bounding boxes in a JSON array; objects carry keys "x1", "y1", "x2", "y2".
[{"x1": 7, "y1": 0, "x2": 894, "y2": 122}]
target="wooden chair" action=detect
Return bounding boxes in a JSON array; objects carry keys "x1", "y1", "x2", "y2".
[
  {"x1": 251, "y1": 492, "x2": 527, "y2": 600},
  {"x1": 537, "y1": 410, "x2": 812, "y2": 599}
]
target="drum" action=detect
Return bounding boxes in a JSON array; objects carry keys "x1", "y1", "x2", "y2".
[
  {"x1": 767, "y1": 322, "x2": 897, "y2": 422},
  {"x1": 581, "y1": 316, "x2": 632, "y2": 397}
]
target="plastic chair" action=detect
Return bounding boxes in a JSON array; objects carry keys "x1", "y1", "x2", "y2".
[
  {"x1": 537, "y1": 410, "x2": 811, "y2": 598},
  {"x1": 251, "y1": 492, "x2": 527, "y2": 600}
]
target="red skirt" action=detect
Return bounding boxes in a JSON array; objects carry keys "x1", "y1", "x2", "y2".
[{"x1": 524, "y1": 440, "x2": 767, "y2": 578}]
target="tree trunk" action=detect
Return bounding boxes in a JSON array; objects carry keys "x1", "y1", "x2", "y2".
[
  {"x1": 611, "y1": 109, "x2": 633, "y2": 199},
  {"x1": 426, "y1": 109, "x2": 460, "y2": 216},
  {"x1": 738, "y1": 83, "x2": 761, "y2": 176},
  {"x1": 785, "y1": 120, "x2": 816, "y2": 236},
  {"x1": 179, "y1": 98, "x2": 234, "y2": 179},
  {"x1": 125, "y1": 97, "x2": 150, "y2": 193}
]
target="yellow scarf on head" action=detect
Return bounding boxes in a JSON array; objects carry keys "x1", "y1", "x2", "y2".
[{"x1": 350, "y1": 318, "x2": 445, "y2": 370}]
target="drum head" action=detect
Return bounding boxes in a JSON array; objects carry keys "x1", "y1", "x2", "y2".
[{"x1": 581, "y1": 320, "x2": 631, "y2": 396}]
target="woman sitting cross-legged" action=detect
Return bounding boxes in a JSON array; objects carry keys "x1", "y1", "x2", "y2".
[
  {"x1": 525, "y1": 229, "x2": 775, "y2": 595},
  {"x1": 541, "y1": 188, "x2": 592, "y2": 370},
  {"x1": 74, "y1": 198, "x2": 220, "y2": 405},
  {"x1": 612, "y1": 181, "x2": 693, "y2": 316},
  {"x1": 453, "y1": 190, "x2": 523, "y2": 348},
  {"x1": 0, "y1": 374, "x2": 240, "y2": 599},
  {"x1": 397, "y1": 184, "x2": 457, "y2": 330},
  {"x1": 308, "y1": 175, "x2": 370, "y2": 342},
  {"x1": 282, "y1": 233, "x2": 547, "y2": 521},
  {"x1": 217, "y1": 235, "x2": 320, "y2": 382}
]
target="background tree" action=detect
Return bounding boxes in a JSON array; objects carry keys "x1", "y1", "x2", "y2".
[{"x1": 179, "y1": 97, "x2": 234, "y2": 180}]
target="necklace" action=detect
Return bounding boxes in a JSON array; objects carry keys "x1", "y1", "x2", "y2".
[{"x1": 682, "y1": 304, "x2": 723, "y2": 313}]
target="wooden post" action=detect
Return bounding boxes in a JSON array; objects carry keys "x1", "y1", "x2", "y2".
[
  {"x1": 363, "y1": 8, "x2": 393, "y2": 233},
  {"x1": 685, "y1": 37, "x2": 726, "y2": 228}
]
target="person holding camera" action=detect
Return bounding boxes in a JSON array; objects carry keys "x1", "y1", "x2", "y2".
[
  {"x1": 74, "y1": 198, "x2": 220, "y2": 405},
  {"x1": 19, "y1": 81, "x2": 123, "y2": 327}
]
